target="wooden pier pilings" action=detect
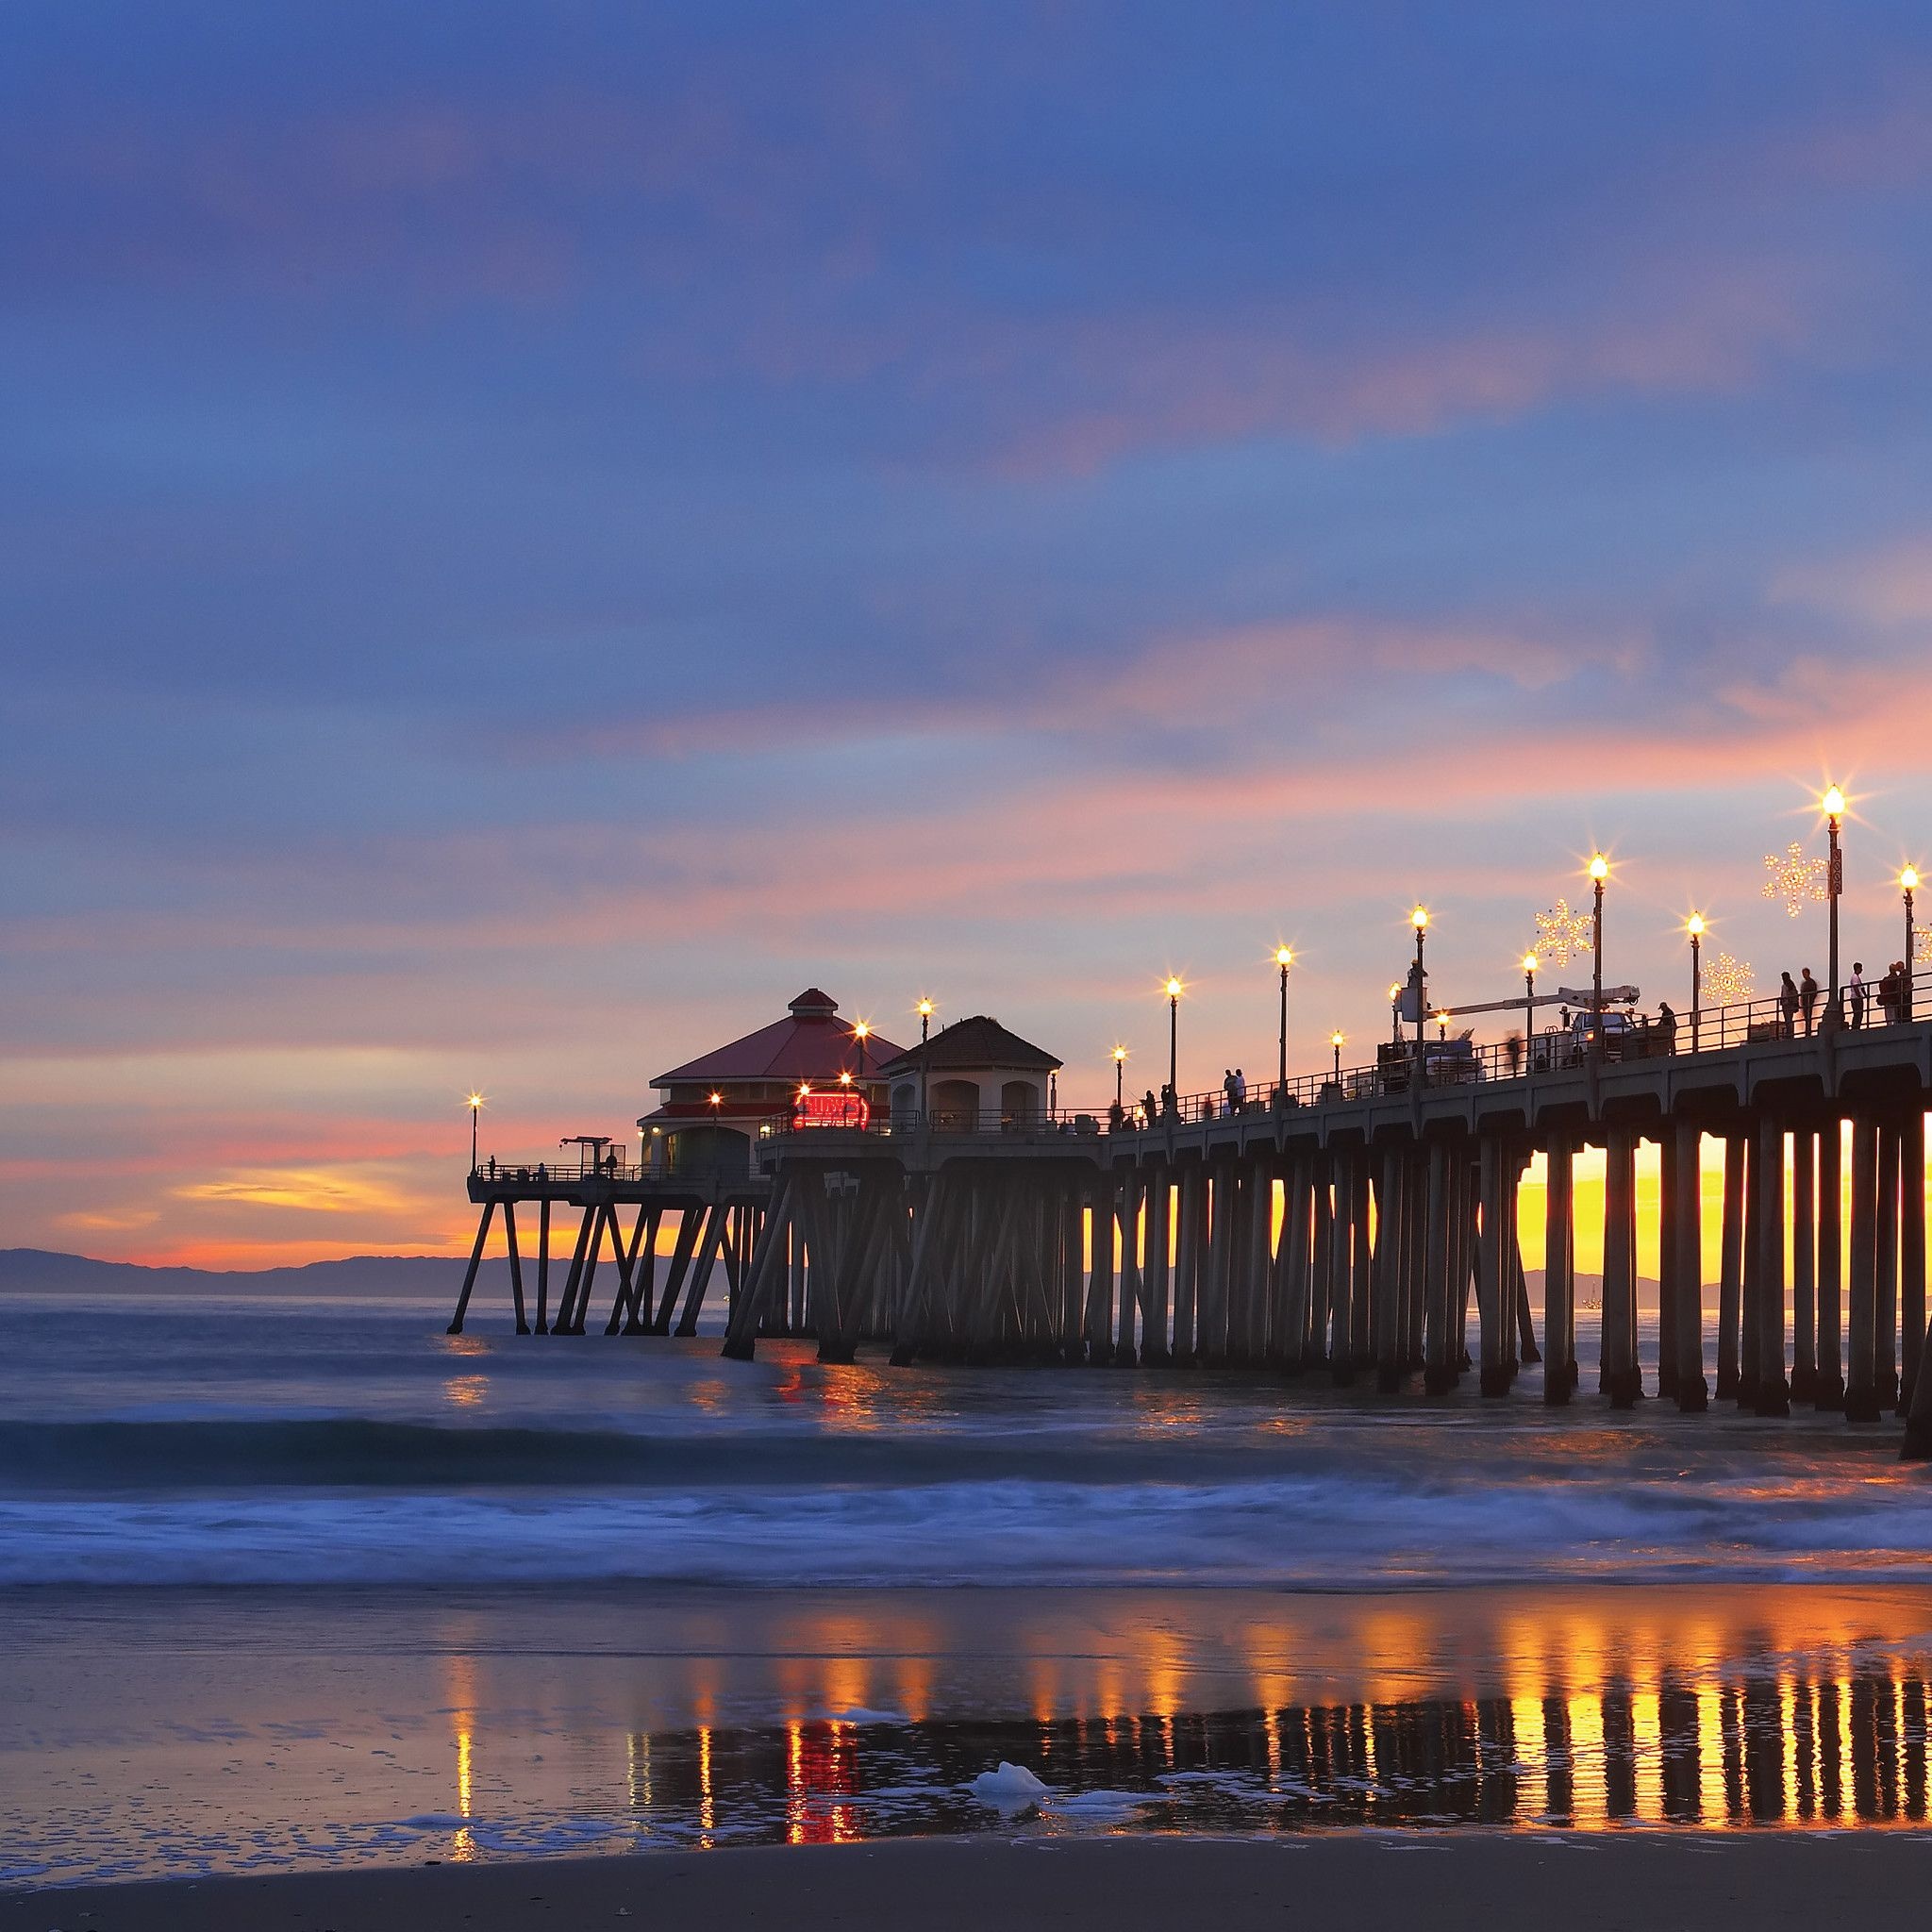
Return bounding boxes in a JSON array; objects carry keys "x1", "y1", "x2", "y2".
[{"x1": 449, "y1": 1019, "x2": 1932, "y2": 1456}]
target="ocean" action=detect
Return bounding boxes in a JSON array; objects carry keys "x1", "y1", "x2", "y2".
[{"x1": 5, "y1": 1293, "x2": 1932, "y2": 1884}]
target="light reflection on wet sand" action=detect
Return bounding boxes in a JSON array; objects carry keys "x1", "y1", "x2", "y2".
[{"x1": 6, "y1": 1583, "x2": 1932, "y2": 1889}]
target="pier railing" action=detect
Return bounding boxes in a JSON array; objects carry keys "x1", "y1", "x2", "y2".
[
  {"x1": 1143, "y1": 968, "x2": 1930, "y2": 1126},
  {"x1": 475, "y1": 972, "x2": 1929, "y2": 1169}
]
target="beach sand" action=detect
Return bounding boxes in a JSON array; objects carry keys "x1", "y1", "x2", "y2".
[
  {"x1": 6, "y1": 1579, "x2": 1932, "y2": 1889},
  {"x1": 6, "y1": 1832, "x2": 1931, "y2": 1931}
]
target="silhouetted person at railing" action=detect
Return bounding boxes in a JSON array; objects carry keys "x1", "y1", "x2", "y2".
[
  {"x1": 487, "y1": 1156, "x2": 496, "y2": 1179},
  {"x1": 1656, "y1": 1002, "x2": 1677, "y2": 1054},
  {"x1": 1779, "y1": 973, "x2": 1800, "y2": 1040},
  {"x1": 1160, "y1": 1082, "x2": 1178, "y2": 1118},
  {"x1": 1800, "y1": 967, "x2": 1819, "y2": 1035},
  {"x1": 1850, "y1": 961, "x2": 1868, "y2": 1028},
  {"x1": 1142, "y1": 1089, "x2": 1158, "y2": 1125},
  {"x1": 1108, "y1": 1098, "x2": 1124, "y2": 1131},
  {"x1": 1879, "y1": 961, "x2": 1902, "y2": 1025}
]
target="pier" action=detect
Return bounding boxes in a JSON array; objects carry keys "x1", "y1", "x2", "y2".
[
  {"x1": 450, "y1": 1153, "x2": 770, "y2": 1339},
  {"x1": 453, "y1": 972, "x2": 1932, "y2": 1456}
]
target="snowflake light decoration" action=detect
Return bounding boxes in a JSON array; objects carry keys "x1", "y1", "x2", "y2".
[
  {"x1": 1533, "y1": 899, "x2": 1594, "y2": 969},
  {"x1": 1915, "y1": 927, "x2": 1932, "y2": 968},
  {"x1": 1762, "y1": 842, "x2": 1826, "y2": 918},
  {"x1": 1703, "y1": 951, "x2": 1755, "y2": 1006}
]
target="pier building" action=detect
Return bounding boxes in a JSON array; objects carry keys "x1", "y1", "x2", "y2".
[
  {"x1": 639, "y1": 988, "x2": 904, "y2": 1178},
  {"x1": 876, "y1": 1015, "x2": 1063, "y2": 1131}
]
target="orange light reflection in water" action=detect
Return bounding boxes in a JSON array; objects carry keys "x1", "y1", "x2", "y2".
[
  {"x1": 785, "y1": 1719, "x2": 862, "y2": 1844},
  {"x1": 594, "y1": 1591, "x2": 1932, "y2": 1841},
  {"x1": 445, "y1": 1650, "x2": 477, "y2": 1862}
]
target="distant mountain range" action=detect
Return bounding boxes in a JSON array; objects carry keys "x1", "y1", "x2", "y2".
[{"x1": 0, "y1": 1248, "x2": 469, "y2": 1298}]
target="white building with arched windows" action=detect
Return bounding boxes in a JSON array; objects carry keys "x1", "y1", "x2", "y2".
[{"x1": 875, "y1": 1015, "x2": 1062, "y2": 1130}]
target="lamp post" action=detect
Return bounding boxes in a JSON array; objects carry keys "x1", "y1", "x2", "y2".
[
  {"x1": 1410, "y1": 908, "x2": 1429, "y2": 1079},
  {"x1": 1588, "y1": 854, "x2": 1608, "y2": 1059},
  {"x1": 916, "y1": 998, "x2": 934, "y2": 1124},
  {"x1": 1902, "y1": 868, "x2": 1918, "y2": 1022},
  {"x1": 1686, "y1": 913, "x2": 1705, "y2": 1050},
  {"x1": 1388, "y1": 984, "x2": 1402, "y2": 1042},
  {"x1": 1330, "y1": 1031, "x2": 1344, "y2": 1081},
  {"x1": 1274, "y1": 947, "x2": 1293, "y2": 1094},
  {"x1": 1112, "y1": 1043, "x2": 1128, "y2": 1110},
  {"x1": 852, "y1": 1020, "x2": 870, "y2": 1084},
  {"x1": 466, "y1": 1092, "x2": 483, "y2": 1174},
  {"x1": 1165, "y1": 977, "x2": 1182, "y2": 1099},
  {"x1": 1522, "y1": 953, "x2": 1537, "y2": 1067},
  {"x1": 1824, "y1": 786, "x2": 1845, "y2": 1024}
]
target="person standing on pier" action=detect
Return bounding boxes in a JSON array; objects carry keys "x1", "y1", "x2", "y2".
[
  {"x1": 1851, "y1": 961, "x2": 1868, "y2": 1028},
  {"x1": 1779, "y1": 973, "x2": 1800, "y2": 1039},
  {"x1": 1801, "y1": 967, "x2": 1820, "y2": 1035}
]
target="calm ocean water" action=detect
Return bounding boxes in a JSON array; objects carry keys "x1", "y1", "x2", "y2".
[
  {"x1": 8, "y1": 1294, "x2": 1932, "y2": 1888},
  {"x1": 4, "y1": 1292, "x2": 1930, "y2": 1591}
]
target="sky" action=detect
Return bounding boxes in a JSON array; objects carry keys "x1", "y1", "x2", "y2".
[{"x1": 5, "y1": 2, "x2": 1932, "y2": 1267}]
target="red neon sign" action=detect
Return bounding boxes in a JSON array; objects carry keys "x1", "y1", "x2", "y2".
[{"x1": 792, "y1": 1091, "x2": 870, "y2": 1129}]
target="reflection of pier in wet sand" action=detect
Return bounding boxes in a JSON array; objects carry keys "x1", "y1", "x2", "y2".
[{"x1": 617, "y1": 1657, "x2": 1930, "y2": 1843}]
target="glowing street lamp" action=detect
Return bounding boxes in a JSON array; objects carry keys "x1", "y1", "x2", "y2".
[
  {"x1": 466, "y1": 1092, "x2": 484, "y2": 1174},
  {"x1": 1686, "y1": 912, "x2": 1706, "y2": 1050},
  {"x1": 1274, "y1": 946, "x2": 1294, "y2": 1093},
  {"x1": 1823, "y1": 786, "x2": 1846, "y2": 1024},
  {"x1": 1330, "y1": 1030, "x2": 1345, "y2": 1080},
  {"x1": 1410, "y1": 907, "x2": 1429, "y2": 1074},
  {"x1": 1388, "y1": 983, "x2": 1402, "y2": 1043},
  {"x1": 1112, "y1": 1042, "x2": 1129, "y2": 1110},
  {"x1": 852, "y1": 1019, "x2": 871, "y2": 1083},
  {"x1": 916, "y1": 998, "x2": 935, "y2": 1123},
  {"x1": 1587, "y1": 854, "x2": 1609, "y2": 1059},
  {"x1": 1902, "y1": 868, "x2": 1919, "y2": 1022},
  {"x1": 1522, "y1": 953, "x2": 1538, "y2": 1066},
  {"x1": 1161, "y1": 974, "x2": 1184, "y2": 1103}
]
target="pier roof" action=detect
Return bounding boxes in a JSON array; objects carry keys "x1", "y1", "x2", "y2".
[
  {"x1": 876, "y1": 1014, "x2": 1061, "y2": 1074},
  {"x1": 654, "y1": 989, "x2": 906, "y2": 1086}
]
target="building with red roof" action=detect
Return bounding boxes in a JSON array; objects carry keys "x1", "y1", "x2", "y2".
[{"x1": 638, "y1": 989, "x2": 905, "y2": 1175}]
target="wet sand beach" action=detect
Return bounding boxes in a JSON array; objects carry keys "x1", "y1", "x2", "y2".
[{"x1": 5, "y1": 1580, "x2": 1931, "y2": 1888}]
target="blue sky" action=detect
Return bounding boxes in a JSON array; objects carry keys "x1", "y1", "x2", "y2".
[{"x1": 5, "y1": 2, "x2": 1932, "y2": 1261}]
